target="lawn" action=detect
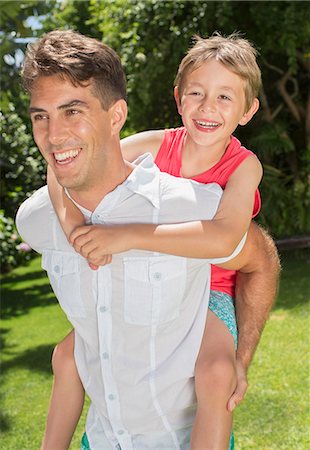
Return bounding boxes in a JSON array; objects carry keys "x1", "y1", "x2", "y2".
[{"x1": 1, "y1": 250, "x2": 309, "y2": 449}]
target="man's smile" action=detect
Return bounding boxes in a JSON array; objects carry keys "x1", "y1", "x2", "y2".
[{"x1": 53, "y1": 148, "x2": 82, "y2": 165}]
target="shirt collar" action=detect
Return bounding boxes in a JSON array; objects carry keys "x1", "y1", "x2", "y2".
[
  {"x1": 123, "y1": 153, "x2": 160, "y2": 209},
  {"x1": 65, "y1": 153, "x2": 160, "y2": 218}
]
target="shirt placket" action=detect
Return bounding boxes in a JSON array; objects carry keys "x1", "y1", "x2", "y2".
[{"x1": 96, "y1": 267, "x2": 133, "y2": 450}]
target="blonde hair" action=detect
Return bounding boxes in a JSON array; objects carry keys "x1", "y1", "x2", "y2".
[{"x1": 175, "y1": 32, "x2": 261, "y2": 112}]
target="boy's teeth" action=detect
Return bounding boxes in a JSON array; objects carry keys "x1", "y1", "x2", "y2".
[
  {"x1": 54, "y1": 149, "x2": 80, "y2": 161},
  {"x1": 196, "y1": 120, "x2": 219, "y2": 127}
]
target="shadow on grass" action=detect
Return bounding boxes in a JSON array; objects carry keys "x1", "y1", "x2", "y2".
[
  {"x1": 1, "y1": 343, "x2": 55, "y2": 376},
  {"x1": 0, "y1": 343, "x2": 56, "y2": 435},
  {"x1": 1, "y1": 270, "x2": 57, "y2": 320}
]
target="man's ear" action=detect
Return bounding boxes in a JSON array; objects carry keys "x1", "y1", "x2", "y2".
[
  {"x1": 239, "y1": 98, "x2": 259, "y2": 126},
  {"x1": 110, "y1": 99, "x2": 128, "y2": 135},
  {"x1": 174, "y1": 86, "x2": 183, "y2": 116}
]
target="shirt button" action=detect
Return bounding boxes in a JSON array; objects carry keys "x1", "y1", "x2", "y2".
[
  {"x1": 108, "y1": 394, "x2": 115, "y2": 401},
  {"x1": 54, "y1": 265, "x2": 60, "y2": 273},
  {"x1": 117, "y1": 430, "x2": 125, "y2": 435},
  {"x1": 153, "y1": 272, "x2": 162, "y2": 280},
  {"x1": 102, "y1": 352, "x2": 109, "y2": 360},
  {"x1": 100, "y1": 306, "x2": 107, "y2": 313}
]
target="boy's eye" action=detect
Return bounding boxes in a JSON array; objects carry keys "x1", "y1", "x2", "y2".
[
  {"x1": 189, "y1": 91, "x2": 202, "y2": 96},
  {"x1": 219, "y1": 95, "x2": 231, "y2": 101}
]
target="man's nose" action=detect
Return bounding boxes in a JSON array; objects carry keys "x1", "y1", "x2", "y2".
[{"x1": 47, "y1": 118, "x2": 68, "y2": 146}]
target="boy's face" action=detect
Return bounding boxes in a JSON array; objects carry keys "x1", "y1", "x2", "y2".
[
  {"x1": 175, "y1": 59, "x2": 258, "y2": 152},
  {"x1": 29, "y1": 75, "x2": 121, "y2": 193}
]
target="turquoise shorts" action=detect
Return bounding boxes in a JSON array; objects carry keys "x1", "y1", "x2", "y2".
[{"x1": 209, "y1": 290, "x2": 238, "y2": 348}]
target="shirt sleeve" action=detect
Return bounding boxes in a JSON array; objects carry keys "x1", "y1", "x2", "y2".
[{"x1": 15, "y1": 186, "x2": 56, "y2": 254}]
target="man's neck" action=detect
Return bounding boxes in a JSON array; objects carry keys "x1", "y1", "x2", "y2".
[{"x1": 68, "y1": 160, "x2": 134, "y2": 211}]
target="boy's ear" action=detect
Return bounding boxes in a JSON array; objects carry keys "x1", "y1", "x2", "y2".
[
  {"x1": 239, "y1": 98, "x2": 259, "y2": 126},
  {"x1": 110, "y1": 99, "x2": 128, "y2": 135},
  {"x1": 174, "y1": 86, "x2": 183, "y2": 115}
]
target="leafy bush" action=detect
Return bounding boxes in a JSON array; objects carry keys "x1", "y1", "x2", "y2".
[
  {"x1": 0, "y1": 105, "x2": 45, "y2": 272},
  {"x1": 0, "y1": 104, "x2": 46, "y2": 217},
  {"x1": 0, "y1": 210, "x2": 34, "y2": 273}
]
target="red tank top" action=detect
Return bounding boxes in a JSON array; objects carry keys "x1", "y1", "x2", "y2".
[{"x1": 155, "y1": 127, "x2": 261, "y2": 297}]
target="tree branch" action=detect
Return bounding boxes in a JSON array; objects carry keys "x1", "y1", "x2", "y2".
[{"x1": 277, "y1": 70, "x2": 301, "y2": 123}]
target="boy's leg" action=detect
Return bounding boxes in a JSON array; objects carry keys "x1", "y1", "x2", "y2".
[
  {"x1": 191, "y1": 301, "x2": 237, "y2": 450},
  {"x1": 41, "y1": 329, "x2": 85, "y2": 450}
]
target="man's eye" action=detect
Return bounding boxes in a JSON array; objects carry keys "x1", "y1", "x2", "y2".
[
  {"x1": 66, "y1": 109, "x2": 80, "y2": 116},
  {"x1": 33, "y1": 114, "x2": 46, "y2": 121}
]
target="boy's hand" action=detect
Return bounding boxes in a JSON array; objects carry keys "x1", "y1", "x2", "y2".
[
  {"x1": 69, "y1": 224, "x2": 132, "y2": 266},
  {"x1": 227, "y1": 359, "x2": 248, "y2": 411}
]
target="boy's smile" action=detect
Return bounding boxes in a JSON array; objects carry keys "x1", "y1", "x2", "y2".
[{"x1": 176, "y1": 59, "x2": 258, "y2": 154}]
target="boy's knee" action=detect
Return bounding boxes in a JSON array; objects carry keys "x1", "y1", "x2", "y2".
[
  {"x1": 195, "y1": 356, "x2": 237, "y2": 396},
  {"x1": 52, "y1": 337, "x2": 75, "y2": 378}
]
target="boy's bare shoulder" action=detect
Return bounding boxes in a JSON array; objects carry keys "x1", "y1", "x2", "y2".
[{"x1": 121, "y1": 130, "x2": 165, "y2": 162}]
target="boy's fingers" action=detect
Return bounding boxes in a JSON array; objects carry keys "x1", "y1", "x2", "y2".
[{"x1": 70, "y1": 225, "x2": 91, "y2": 244}]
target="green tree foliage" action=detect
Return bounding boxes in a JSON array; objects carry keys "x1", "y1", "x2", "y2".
[
  {"x1": 45, "y1": 0, "x2": 310, "y2": 237},
  {"x1": 1, "y1": 0, "x2": 309, "y2": 271},
  {"x1": 0, "y1": 1, "x2": 52, "y2": 271}
]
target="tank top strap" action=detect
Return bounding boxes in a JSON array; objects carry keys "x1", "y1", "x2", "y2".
[{"x1": 155, "y1": 128, "x2": 186, "y2": 177}]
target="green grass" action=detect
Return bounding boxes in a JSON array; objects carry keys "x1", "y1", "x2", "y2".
[
  {"x1": 0, "y1": 258, "x2": 86, "y2": 449},
  {"x1": 1, "y1": 250, "x2": 309, "y2": 449},
  {"x1": 234, "y1": 250, "x2": 310, "y2": 449}
]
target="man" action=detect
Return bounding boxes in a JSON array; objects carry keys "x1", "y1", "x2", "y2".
[{"x1": 16, "y1": 30, "x2": 279, "y2": 450}]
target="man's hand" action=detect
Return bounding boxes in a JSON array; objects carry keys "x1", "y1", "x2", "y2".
[
  {"x1": 227, "y1": 359, "x2": 248, "y2": 412},
  {"x1": 69, "y1": 224, "x2": 133, "y2": 267}
]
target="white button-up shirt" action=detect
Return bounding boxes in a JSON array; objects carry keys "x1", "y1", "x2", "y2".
[{"x1": 16, "y1": 154, "x2": 244, "y2": 450}]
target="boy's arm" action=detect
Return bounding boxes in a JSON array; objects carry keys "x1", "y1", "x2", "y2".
[
  {"x1": 69, "y1": 155, "x2": 262, "y2": 263},
  {"x1": 47, "y1": 165, "x2": 85, "y2": 238},
  {"x1": 121, "y1": 129, "x2": 164, "y2": 162},
  {"x1": 223, "y1": 222, "x2": 281, "y2": 410}
]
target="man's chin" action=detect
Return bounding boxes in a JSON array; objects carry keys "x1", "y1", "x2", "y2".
[{"x1": 55, "y1": 174, "x2": 81, "y2": 191}]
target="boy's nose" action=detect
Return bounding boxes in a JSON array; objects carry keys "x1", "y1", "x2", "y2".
[{"x1": 199, "y1": 97, "x2": 216, "y2": 113}]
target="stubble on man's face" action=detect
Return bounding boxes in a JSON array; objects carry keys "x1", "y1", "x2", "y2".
[{"x1": 29, "y1": 75, "x2": 113, "y2": 194}]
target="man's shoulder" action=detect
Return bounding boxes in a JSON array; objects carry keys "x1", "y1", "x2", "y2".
[
  {"x1": 15, "y1": 185, "x2": 55, "y2": 253},
  {"x1": 158, "y1": 172, "x2": 223, "y2": 221},
  {"x1": 16, "y1": 185, "x2": 52, "y2": 221},
  {"x1": 159, "y1": 171, "x2": 223, "y2": 197}
]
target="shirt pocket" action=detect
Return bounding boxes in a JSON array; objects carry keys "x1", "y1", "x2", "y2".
[
  {"x1": 123, "y1": 255, "x2": 187, "y2": 325},
  {"x1": 42, "y1": 250, "x2": 86, "y2": 318}
]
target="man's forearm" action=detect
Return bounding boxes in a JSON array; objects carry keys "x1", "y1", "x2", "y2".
[{"x1": 234, "y1": 224, "x2": 281, "y2": 369}]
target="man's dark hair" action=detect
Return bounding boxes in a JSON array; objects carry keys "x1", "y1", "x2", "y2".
[{"x1": 21, "y1": 29, "x2": 127, "y2": 110}]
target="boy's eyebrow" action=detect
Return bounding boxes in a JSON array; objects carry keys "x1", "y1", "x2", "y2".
[
  {"x1": 29, "y1": 99, "x2": 89, "y2": 114},
  {"x1": 187, "y1": 81, "x2": 237, "y2": 92}
]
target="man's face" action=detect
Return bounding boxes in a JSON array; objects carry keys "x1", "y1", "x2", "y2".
[
  {"x1": 30, "y1": 75, "x2": 114, "y2": 192},
  {"x1": 176, "y1": 59, "x2": 253, "y2": 152}
]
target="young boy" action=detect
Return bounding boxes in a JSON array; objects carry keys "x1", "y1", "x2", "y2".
[{"x1": 43, "y1": 33, "x2": 276, "y2": 450}]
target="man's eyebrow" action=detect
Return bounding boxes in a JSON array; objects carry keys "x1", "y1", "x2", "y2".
[
  {"x1": 58, "y1": 99, "x2": 89, "y2": 110},
  {"x1": 29, "y1": 106, "x2": 46, "y2": 114},
  {"x1": 29, "y1": 100, "x2": 89, "y2": 114}
]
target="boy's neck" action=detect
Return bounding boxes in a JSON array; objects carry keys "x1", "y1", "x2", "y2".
[{"x1": 180, "y1": 134, "x2": 231, "y2": 178}]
